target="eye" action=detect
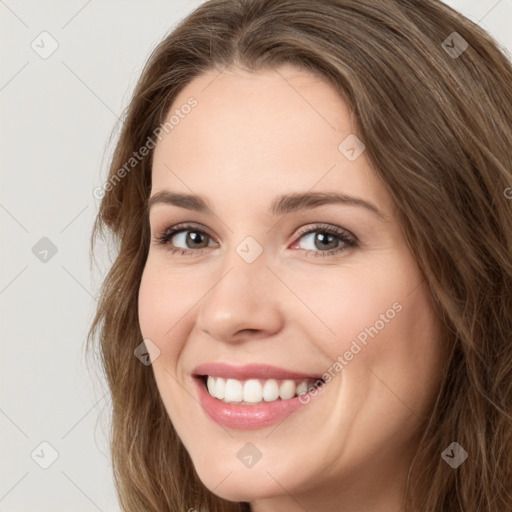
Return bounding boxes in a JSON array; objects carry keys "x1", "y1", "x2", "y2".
[
  {"x1": 152, "y1": 222, "x2": 358, "y2": 258},
  {"x1": 291, "y1": 223, "x2": 358, "y2": 257},
  {"x1": 153, "y1": 222, "x2": 215, "y2": 256}
]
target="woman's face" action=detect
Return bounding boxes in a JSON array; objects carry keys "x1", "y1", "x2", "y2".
[{"x1": 138, "y1": 64, "x2": 445, "y2": 511}]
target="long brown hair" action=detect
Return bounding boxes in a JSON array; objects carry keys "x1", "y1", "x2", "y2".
[{"x1": 87, "y1": 1, "x2": 512, "y2": 510}]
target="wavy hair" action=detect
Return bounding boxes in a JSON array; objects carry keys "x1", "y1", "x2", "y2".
[{"x1": 87, "y1": 0, "x2": 512, "y2": 510}]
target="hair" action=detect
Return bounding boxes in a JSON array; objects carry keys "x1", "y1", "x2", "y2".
[{"x1": 87, "y1": 0, "x2": 512, "y2": 510}]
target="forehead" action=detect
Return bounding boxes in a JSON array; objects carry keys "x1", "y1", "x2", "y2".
[{"x1": 151, "y1": 65, "x2": 395, "y2": 217}]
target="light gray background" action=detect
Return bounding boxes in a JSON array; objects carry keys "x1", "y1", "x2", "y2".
[{"x1": 1, "y1": 1, "x2": 511, "y2": 510}]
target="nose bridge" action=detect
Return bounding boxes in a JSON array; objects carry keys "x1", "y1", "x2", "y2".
[{"x1": 195, "y1": 238, "x2": 283, "y2": 342}]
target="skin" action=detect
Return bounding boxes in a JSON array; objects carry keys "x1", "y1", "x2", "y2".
[{"x1": 138, "y1": 64, "x2": 446, "y2": 512}]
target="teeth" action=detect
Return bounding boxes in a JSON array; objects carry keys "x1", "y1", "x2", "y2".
[
  {"x1": 213, "y1": 377, "x2": 225, "y2": 400},
  {"x1": 243, "y1": 379, "x2": 262, "y2": 403},
  {"x1": 279, "y1": 380, "x2": 296, "y2": 400},
  {"x1": 296, "y1": 380, "x2": 308, "y2": 395},
  {"x1": 263, "y1": 379, "x2": 279, "y2": 401},
  {"x1": 205, "y1": 376, "x2": 317, "y2": 404},
  {"x1": 224, "y1": 378, "x2": 243, "y2": 402},
  {"x1": 207, "y1": 376, "x2": 215, "y2": 396}
]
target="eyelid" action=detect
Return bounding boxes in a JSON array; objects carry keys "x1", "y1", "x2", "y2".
[
  {"x1": 154, "y1": 221, "x2": 355, "y2": 241},
  {"x1": 154, "y1": 221, "x2": 214, "y2": 240},
  {"x1": 294, "y1": 222, "x2": 356, "y2": 241}
]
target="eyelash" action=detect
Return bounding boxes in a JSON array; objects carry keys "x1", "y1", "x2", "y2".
[{"x1": 152, "y1": 222, "x2": 358, "y2": 258}]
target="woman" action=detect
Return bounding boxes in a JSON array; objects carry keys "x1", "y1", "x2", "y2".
[{"x1": 88, "y1": 0, "x2": 512, "y2": 510}]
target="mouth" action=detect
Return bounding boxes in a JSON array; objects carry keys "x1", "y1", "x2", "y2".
[
  {"x1": 199, "y1": 375, "x2": 322, "y2": 405},
  {"x1": 191, "y1": 363, "x2": 326, "y2": 429}
]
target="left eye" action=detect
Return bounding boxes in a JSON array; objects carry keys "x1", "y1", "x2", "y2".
[
  {"x1": 153, "y1": 223, "x2": 358, "y2": 257},
  {"x1": 293, "y1": 230, "x2": 347, "y2": 252}
]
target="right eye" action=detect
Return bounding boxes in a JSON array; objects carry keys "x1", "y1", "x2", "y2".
[{"x1": 153, "y1": 222, "x2": 217, "y2": 255}]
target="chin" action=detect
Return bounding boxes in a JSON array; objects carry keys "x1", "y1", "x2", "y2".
[{"x1": 197, "y1": 468, "x2": 281, "y2": 502}]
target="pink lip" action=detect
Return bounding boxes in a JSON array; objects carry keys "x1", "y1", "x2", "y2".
[
  {"x1": 193, "y1": 376, "x2": 313, "y2": 430},
  {"x1": 192, "y1": 362, "x2": 323, "y2": 380},
  {"x1": 191, "y1": 363, "x2": 325, "y2": 430}
]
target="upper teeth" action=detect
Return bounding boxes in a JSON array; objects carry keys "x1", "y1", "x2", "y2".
[{"x1": 206, "y1": 376, "x2": 316, "y2": 404}]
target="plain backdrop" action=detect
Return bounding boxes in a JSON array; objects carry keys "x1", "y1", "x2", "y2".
[{"x1": 1, "y1": 1, "x2": 511, "y2": 510}]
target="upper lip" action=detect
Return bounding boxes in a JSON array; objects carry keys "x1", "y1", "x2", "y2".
[{"x1": 192, "y1": 362, "x2": 324, "y2": 381}]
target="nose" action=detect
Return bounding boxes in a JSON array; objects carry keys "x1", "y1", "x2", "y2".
[{"x1": 195, "y1": 250, "x2": 284, "y2": 344}]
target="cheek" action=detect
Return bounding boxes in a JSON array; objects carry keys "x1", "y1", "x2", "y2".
[
  {"x1": 137, "y1": 262, "x2": 189, "y2": 360},
  {"x1": 287, "y1": 258, "x2": 418, "y2": 362},
  {"x1": 138, "y1": 264, "x2": 194, "y2": 421},
  {"x1": 290, "y1": 252, "x2": 443, "y2": 405},
  {"x1": 138, "y1": 265, "x2": 164, "y2": 341}
]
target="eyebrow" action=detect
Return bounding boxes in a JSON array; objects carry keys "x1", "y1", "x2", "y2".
[{"x1": 147, "y1": 190, "x2": 387, "y2": 220}]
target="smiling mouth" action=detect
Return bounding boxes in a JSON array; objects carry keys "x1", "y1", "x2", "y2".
[
  {"x1": 199, "y1": 375, "x2": 324, "y2": 405},
  {"x1": 191, "y1": 364, "x2": 327, "y2": 429}
]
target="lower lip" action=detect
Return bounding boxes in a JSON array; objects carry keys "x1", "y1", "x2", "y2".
[{"x1": 193, "y1": 377, "x2": 313, "y2": 430}]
